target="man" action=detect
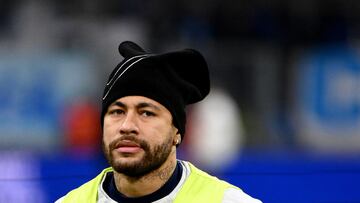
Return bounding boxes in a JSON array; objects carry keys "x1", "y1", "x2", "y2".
[{"x1": 56, "y1": 41, "x2": 261, "y2": 203}]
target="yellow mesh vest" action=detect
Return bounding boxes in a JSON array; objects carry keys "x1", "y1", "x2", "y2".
[
  {"x1": 174, "y1": 162, "x2": 238, "y2": 203},
  {"x1": 61, "y1": 162, "x2": 238, "y2": 203}
]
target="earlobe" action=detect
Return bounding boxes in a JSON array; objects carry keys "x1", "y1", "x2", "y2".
[{"x1": 173, "y1": 134, "x2": 181, "y2": 145}]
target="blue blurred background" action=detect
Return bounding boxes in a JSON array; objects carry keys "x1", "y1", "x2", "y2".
[{"x1": 1, "y1": 1, "x2": 360, "y2": 202}]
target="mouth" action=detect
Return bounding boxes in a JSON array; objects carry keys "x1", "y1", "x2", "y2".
[{"x1": 114, "y1": 140, "x2": 142, "y2": 154}]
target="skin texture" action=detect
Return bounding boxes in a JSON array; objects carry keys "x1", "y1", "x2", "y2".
[{"x1": 102, "y1": 96, "x2": 181, "y2": 197}]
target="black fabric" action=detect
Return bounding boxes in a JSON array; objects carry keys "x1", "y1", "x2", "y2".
[
  {"x1": 101, "y1": 41, "x2": 210, "y2": 138},
  {"x1": 102, "y1": 161, "x2": 183, "y2": 203}
]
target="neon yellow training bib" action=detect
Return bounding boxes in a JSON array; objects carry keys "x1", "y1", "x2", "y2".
[{"x1": 61, "y1": 162, "x2": 238, "y2": 203}]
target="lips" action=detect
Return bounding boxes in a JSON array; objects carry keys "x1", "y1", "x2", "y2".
[{"x1": 114, "y1": 140, "x2": 142, "y2": 153}]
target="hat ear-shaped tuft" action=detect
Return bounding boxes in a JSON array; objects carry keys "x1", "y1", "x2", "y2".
[
  {"x1": 118, "y1": 41, "x2": 147, "y2": 58},
  {"x1": 161, "y1": 49, "x2": 210, "y2": 104}
]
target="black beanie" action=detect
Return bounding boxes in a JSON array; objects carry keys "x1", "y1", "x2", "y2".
[{"x1": 101, "y1": 41, "x2": 210, "y2": 138}]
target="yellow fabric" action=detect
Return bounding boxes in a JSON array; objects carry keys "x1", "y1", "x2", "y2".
[
  {"x1": 174, "y1": 162, "x2": 238, "y2": 203},
  {"x1": 61, "y1": 162, "x2": 238, "y2": 203}
]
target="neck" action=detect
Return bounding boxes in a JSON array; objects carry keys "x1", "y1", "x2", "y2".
[{"x1": 113, "y1": 151, "x2": 177, "y2": 197}]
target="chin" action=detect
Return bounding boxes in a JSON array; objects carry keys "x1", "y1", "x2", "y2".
[{"x1": 112, "y1": 161, "x2": 150, "y2": 177}]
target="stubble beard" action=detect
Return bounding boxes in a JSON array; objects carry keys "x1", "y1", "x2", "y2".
[{"x1": 102, "y1": 135, "x2": 173, "y2": 178}]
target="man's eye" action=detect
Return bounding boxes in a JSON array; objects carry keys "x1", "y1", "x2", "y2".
[
  {"x1": 108, "y1": 109, "x2": 124, "y2": 115},
  {"x1": 141, "y1": 111, "x2": 155, "y2": 117}
]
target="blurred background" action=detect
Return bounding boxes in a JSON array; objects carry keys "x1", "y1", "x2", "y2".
[{"x1": 1, "y1": 0, "x2": 360, "y2": 202}]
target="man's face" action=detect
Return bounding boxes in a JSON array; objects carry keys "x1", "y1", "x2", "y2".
[{"x1": 102, "y1": 96, "x2": 178, "y2": 177}]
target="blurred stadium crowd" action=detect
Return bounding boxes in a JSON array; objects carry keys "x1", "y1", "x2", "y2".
[{"x1": 1, "y1": 0, "x2": 360, "y2": 202}]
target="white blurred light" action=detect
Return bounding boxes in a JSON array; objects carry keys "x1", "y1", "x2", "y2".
[{"x1": 187, "y1": 88, "x2": 244, "y2": 171}]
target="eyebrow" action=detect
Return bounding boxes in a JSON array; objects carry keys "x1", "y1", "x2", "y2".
[
  {"x1": 111, "y1": 101, "x2": 126, "y2": 108},
  {"x1": 110, "y1": 101, "x2": 161, "y2": 111},
  {"x1": 136, "y1": 102, "x2": 161, "y2": 111}
]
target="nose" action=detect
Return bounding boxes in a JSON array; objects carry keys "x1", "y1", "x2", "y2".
[{"x1": 119, "y1": 111, "x2": 139, "y2": 135}]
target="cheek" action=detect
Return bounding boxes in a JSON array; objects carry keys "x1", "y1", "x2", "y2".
[
  {"x1": 143, "y1": 122, "x2": 165, "y2": 135},
  {"x1": 102, "y1": 124, "x2": 116, "y2": 146},
  {"x1": 145, "y1": 123, "x2": 177, "y2": 143},
  {"x1": 102, "y1": 133, "x2": 110, "y2": 150}
]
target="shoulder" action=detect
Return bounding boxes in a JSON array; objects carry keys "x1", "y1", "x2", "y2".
[
  {"x1": 181, "y1": 161, "x2": 262, "y2": 203},
  {"x1": 182, "y1": 161, "x2": 237, "y2": 189}
]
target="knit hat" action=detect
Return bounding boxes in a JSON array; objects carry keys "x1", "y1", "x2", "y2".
[{"x1": 101, "y1": 41, "x2": 210, "y2": 138}]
